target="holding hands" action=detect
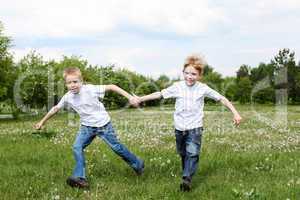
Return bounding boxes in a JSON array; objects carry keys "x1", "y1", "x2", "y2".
[{"x1": 129, "y1": 95, "x2": 141, "y2": 107}]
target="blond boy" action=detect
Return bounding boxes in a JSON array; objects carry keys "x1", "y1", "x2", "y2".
[{"x1": 34, "y1": 67, "x2": 144, "y2": 188}]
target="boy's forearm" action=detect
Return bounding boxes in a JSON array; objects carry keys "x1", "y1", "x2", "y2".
[
  {"x1": 220, "y1": 97, "x2": 240, "y2": 116},
  {"x1": 106, "y1": 85, "x2": 132, "y2": 99},
  {"x1": 140, "y1": 92, "x2": 162, "y2": 102},
  {"x1": 39, "y1": 106, "x2": 59, "y2": 124}
]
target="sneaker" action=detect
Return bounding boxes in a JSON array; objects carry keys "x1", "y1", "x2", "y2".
[
  {"x1": 134, "y1": 160, "x2": 145, "y2": 176},
  {"x1": 180, "y1": 177, "x2": 191, "y2": 192},
  {"x1": 66, "y1": 177, "x2": 89, "y2": 189}
]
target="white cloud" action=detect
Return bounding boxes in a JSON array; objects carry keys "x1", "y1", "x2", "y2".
[
  {"x1": 3, "y1": 0, "x2": 300, "y2": 78},
  {"x1": 79, "y1": 44, "x2": 186, "y2": 78},
  {"x1": 11, "y1": 47, "x2": 72, "y2": 62},
  {"x1": 256, "y1": 0, "x2": 300, "y2": 10},
  {"x1": 1, "y1": 0, "x2": 225, "y2": 38},
  {"x1": 124, "y1": 0, "x2": 226, "y2": 36}
]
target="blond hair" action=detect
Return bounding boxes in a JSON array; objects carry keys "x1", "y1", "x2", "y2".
[
  {"x1": 63, "y1": 67, "x2": 82, "y2": 80},
  {"x1": 183, "y1": 54, "x2": 206, "y2": 76}
]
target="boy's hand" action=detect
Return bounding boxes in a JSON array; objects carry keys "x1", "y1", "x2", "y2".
[
  {"x1": 34, "y1": 121, "x2": 44, "y2": 130},
  {"x1": 129, "y1": 95, "x2": 141, "y2": 107},
  {"x1": 233, "y1": 114, "x2": 242, "y2": 126}
]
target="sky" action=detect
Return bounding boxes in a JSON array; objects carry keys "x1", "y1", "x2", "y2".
[{"x1": 1, "y1": 0, "x2": 300, "y2": 78}]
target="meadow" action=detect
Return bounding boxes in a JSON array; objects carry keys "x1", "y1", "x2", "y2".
[{"x1": 0, "y1": 105, "x2": 299, "y2": 199}]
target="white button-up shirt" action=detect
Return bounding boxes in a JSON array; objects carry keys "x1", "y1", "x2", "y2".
[{"x1": 161, "y1": 81, "x2": 223, "y2": 131}]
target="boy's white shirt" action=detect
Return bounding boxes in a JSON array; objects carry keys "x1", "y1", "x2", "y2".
[
  {"x1": 56, "y1": 84, "x2": 110, "y2": 127},
  {"x1": 161, "y1": 81, "x2": 223, "y2": 131}
]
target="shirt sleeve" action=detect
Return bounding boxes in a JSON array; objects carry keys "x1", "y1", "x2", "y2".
[
  {"x1": 93, "y1": 85, "x2": 106, "y2": 98},
  {"x1": 161, "y1": 83, "x2": 178, "y2": 99},
  {"x1": 56, "y1": 94, "x2": 67, "y2": 109},
  {"x1": 204, "y1": 85, "x2": 223, "y2": 101}
]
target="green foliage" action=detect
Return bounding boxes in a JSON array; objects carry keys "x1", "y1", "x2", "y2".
[
  {"x1": 202, "y1": 65, "x2": 224, "y2": 104},
  {"x1": 0, "y1": 22, "x2": 16, "y2": 102},
  {"x1": 223, "y1": 77, "x2": 238, "y2": 101},
  {"x1": 17, "y1": 51, "x2": 50, "y2": 110},
  {"x1": 236, "y1": 77, "x2": 252, "y2": 104},
  {"x1": 271, "y1": 48, "x2": 300, "y2": 103}
]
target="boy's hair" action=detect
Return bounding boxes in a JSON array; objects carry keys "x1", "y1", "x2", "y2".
[
  {"x1": 183, "y1": 54, "x2": 206, "y2": 76},
  {"x1": 63, "y1": 67, "x2": 82, "y2": 80}
]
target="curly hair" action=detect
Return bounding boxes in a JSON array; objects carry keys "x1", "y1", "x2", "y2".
[{"x1": 183, "y1": 54, "x2": 206, "y2": 76}]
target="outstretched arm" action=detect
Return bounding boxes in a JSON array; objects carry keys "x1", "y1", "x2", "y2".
[
  {"x1": 219, "y1": 96, "x2": 242, "y2": 125},
  {"x1": 34, "y1": 106, "x2": 60, "y2": 129},
  {"x1": 139, "y1": 92, "x2": 162, "y2": 102},
  {"x1": 105, "y1": 84, "x2": 139, "y2": 107}
]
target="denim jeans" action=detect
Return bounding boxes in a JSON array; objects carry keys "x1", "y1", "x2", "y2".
[
  {"x1": 72, "y1": 122, "x2": 143, "y2": 178},
  {"x1": 175, "y1": 127, "x2": 203, "y2": 179}
]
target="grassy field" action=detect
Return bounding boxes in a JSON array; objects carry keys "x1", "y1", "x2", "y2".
[{"x1": 0, "y1": 105, "x2": 299, "y2": 199}]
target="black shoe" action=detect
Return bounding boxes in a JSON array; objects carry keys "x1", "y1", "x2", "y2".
[
  {"x1": 180, "y1": 177, "x2": 191, "y2": 192},
  {"x1": 66, "y1": 177, "x2": 89, "y2": 189},
  {"x1": 134, "y1": 160, "x2": 145, "y2": 176}
]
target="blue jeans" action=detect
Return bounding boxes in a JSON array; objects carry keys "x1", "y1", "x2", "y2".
[
  {"x1": 72, "y1": 122, "x2": 143, "y2": 178},
  {"x1": 175, "y1": 127, "x2": 203, "y2": 180}
]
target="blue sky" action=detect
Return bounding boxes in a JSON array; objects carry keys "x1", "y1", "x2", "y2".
[{"x1": 1, "y1": 0, "x2": 300, "y2": 78}]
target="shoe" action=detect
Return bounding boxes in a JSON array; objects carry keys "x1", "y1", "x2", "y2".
[
  {"x1": 66, "y1": 176, "x2": 89, "y2": 189},
  {"x1": 180, "y1": 177, "x2": 191, "y2": 192},
  {"x1": 134, "y1": 160, "x2": 145, "y2": 176}
]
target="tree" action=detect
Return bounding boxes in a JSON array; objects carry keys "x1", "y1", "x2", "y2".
[
  {"x1": 235, "y1": 65, "x2": 252, "y2": 103},
  {"x1": 236, "y1": 77, "x2": 252, "y2": 104},
  {"x1": 155, "y1": 74, "x2": 170, "y2": 90},
  {"x1": 0, "y1": 22, "x2": 16, "y2": 102},
  {"x1": 271, "y1": 48, "x2": 300, "y2": 103},
  {"x1": 16, "y1": 51, "x2": 50, "y2": 110},
  {"x1": 249, "y1": 63, "x2": 276, "y2": 103},
  {"x1": 236, "y1": 64, "x2": 251, "y2": 81},
  {"x1": 250, "y1": 63, "x2": 274, "y2": 84},
  {"x1": 223, "y1": 77, "x2": 238, "y2": 101}
]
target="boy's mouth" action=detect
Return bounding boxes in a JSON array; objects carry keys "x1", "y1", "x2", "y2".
[
  {"x1": 185, "y1": 80, "x2": 195, "y2": 86},
  {"x1": 70, "y1": 88, "x2": 79, "y2": 93}
]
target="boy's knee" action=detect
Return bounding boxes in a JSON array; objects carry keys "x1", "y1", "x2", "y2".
[
  {"x1": 73, "y1": 144, "x2": 83, "y2": 152},
  {"x1": 186, "y1": 143, "x2": 200, "y2": 157}
]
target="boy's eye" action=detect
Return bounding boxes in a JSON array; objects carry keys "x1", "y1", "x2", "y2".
[
  {"x1": 66, "y1": 80, "x2": 79, "y2": 84},
  {"x1": 184, "y1": 72, "x2": 197, "y2": 76}
]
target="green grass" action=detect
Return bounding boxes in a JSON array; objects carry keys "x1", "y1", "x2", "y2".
[{"x1": 0, "y1": 105, "x2": 299, "y2": 199}]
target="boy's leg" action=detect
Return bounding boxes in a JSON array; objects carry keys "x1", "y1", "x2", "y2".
[
  {"x1": 96, "y1": 122, "x2": 144, "y2": 173},
  {"x1": 182, "y1": 127, "x2": 203, "y2": 180},
  {"x1": 175, "y1": 129, "x2": 186, "y2": 171},
  {"x1": 72, "y1": 126, "x2": 96, "y2": 179}
]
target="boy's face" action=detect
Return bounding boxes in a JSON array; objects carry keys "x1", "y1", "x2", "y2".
[
  {"x1": 65, "y1": 74, "x2": 82, "y2": 94},
  {"x1": 183, "y1": 66, "x2": 200, "y2": 86}
]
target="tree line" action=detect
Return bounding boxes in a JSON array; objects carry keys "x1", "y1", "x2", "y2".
[{"x1": 1, "y1": 22, "x2": 300, "y2": 116}]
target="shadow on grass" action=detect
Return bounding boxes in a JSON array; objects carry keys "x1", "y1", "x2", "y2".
[{"x1": 31, "y1": 130, "x2": 58, "y2": 139}]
